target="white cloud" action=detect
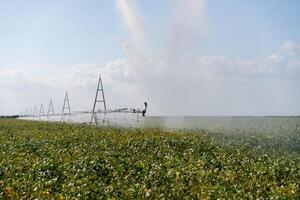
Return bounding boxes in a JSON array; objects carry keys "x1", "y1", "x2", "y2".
[
  {"x1": 282, "y1": 41, "x2": 300, "y2": 56},
  {"x1": 195, "y1": 54, "x2": 286, "y2": 78},
  {"x1": 1, "y1": 41, "x2": 300, "y2": 115},
  {"x1": 0, "y1": 60, "x2": 142, "y2": 115},
  {"x1": 126, "y1": 42, "x2": 300, "y2": 115}
]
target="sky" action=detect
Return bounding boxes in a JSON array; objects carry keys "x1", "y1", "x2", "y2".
[{"x1": 0, "y1": 0, "x2": 300, "y2": 116}]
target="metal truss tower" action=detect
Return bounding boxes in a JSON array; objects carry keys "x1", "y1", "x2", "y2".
[
  {"x1": 24, "y1": 108, "x2": 29, "y2": 117},
  {"x1": 61, "y1": 92, "x2": 71, "y2": 121},
  {"x1": 47, "y1": 99, "x2": 55, "y2": 117},
  {"x1": 39, "y1": 103, "x2": 45, "y2": 118},
  {"x1": 29, "y1": 107, "x2": 32, "y2": 117},
  {"x1": 33, "y1": 106, "x2": 38, "y2": 117},
  {"x1": 91, "y1": 75, "x2": 107, "y2": 125}
]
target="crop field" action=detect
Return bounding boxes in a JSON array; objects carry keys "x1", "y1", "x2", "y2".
[{"x1": 0, "y1": 119, "x2": 299, "y2": 199}]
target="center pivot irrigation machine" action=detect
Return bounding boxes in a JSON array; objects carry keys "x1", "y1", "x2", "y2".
[
  {"x1": 20, "y1": 74, "x2": 148, "y2": 126},
  {"x1": 90, "y1": 75, "x2": 148, "y2": 125}
]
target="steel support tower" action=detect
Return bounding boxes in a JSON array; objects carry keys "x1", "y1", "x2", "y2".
[
  {"x1": 39, "y1": 103, "x2": 44, "y2": 119},
  {"x1": 91, "y1": 75, "x2": 107, "y2": 125},
  {"x1": 47, "y1": 99, "x2": 55, "y2": 118},
  {"x1": 33, "y1": 106, "x2": 38, "y2": 117},
  {"x1": 61, "y1": 92, "x2": 71, "y2": 122}
]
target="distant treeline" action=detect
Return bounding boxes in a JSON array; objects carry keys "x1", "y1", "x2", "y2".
[{"x1": 0, "y1": 115, "x2": 19, "y2": 119}]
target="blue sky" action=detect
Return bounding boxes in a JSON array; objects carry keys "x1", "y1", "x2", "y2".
[
  {"x1": 204, "y1": 0, "x2": 300, "y2": 57},
  {"x1": 0, "y1": 0, "x2": 124, "y2": 66},
  {"x1": 0, "y1": 0, "x2": 299, "y2": 115},
  {"x1": 1, "y1": 0, "x2": 299, "y2": 66}
]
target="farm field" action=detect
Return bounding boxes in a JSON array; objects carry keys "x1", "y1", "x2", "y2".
[{"x1": 0, "y1": 119, "x2": 299, "y2": 199}]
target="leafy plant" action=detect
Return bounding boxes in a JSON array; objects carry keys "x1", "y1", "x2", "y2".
[{"x1": 0, "y1": 119, "x2": 299, "y2": 199}]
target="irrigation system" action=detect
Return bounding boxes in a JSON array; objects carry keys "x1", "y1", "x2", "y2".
[{"x1": 19, "y1": 74, "x2": 148, "y2": 126}]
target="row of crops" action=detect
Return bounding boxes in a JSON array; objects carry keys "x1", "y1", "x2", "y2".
[{"x1": 0, "y1": 119, "x2": 299, "y2": 199}]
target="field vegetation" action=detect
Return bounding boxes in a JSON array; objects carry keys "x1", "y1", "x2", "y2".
[{"x1": 0, "y1": 119, "x2": 299, "y2": 199}]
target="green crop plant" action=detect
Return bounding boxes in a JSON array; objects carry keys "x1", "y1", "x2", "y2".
[{"x1": 0, "y1": 119, "x2": 299, "y2": 199}]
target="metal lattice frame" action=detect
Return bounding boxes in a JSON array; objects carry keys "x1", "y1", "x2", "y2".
[
  {"x1": 33, "y1": 106, "x2": 38, "y2": 117},
  {"x1": 61, "y1": 92, "x2": 71, "y2": 122},
  {"x1": 91, "y1": 75, "x2": 107, "y2": 125},
  {"x1": 47, "y1": 99, "x2": 55, "y2": 118},
  {"x1": 39, "y1": 103, "x2": 44, "y2": 119}
]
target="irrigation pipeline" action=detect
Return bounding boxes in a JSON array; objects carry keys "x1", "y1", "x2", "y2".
[{"x1": 19, "y1": 109, "x2": 145, "y2": 125}]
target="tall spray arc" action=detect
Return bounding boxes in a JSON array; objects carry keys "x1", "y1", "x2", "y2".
[
  {"x1": 167, "y1": 0, "x2": 205, "y2": 66},
  {"x1": 116, "y1": 0, "x2": 206, "y2": 115},
  {"x1": 116, "y1": 0, "x2": 205, "y2": 115},
  {"x1": 116, "y1": 0, "x2": 148, "y2": 89},
  {"x1": 120, "y1": 38, "x2": 146, "y2": 98},
  {"x1": 116, "y1": 0, "x2": 153, "y2": 111},
  {"x1": 116, "y1": 0, "x2": 145, "y2": 53},
  {"x1": 116, "y1": 0, "x2": 206, "y2": 67}
]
